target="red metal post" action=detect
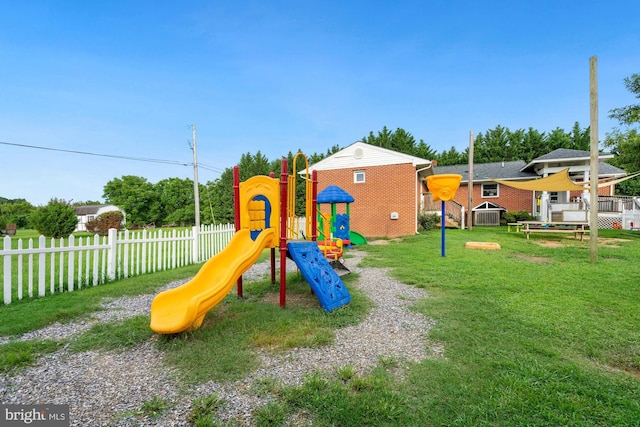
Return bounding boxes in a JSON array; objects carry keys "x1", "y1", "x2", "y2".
[
  {"x1": 279, "y1": 158, "x2": 288, "y2": 308},
  {"x1": 233, "y1": 165, "x2": 243, "y2": 298},
  {"x1": 311, "y1": 169, "x2": 318, "y2": 241}
]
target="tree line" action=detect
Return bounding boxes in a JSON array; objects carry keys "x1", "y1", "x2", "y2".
[
  {"x1": 362, "y1": 122, "x2": 591, "y2": 166},
  {"x1": 2, "y1": 73, "x2": 638, "y2": 234}
]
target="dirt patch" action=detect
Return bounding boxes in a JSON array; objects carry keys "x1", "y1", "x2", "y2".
[
  {"x1": 533, "y1": 237, "x2": 631, "y2": 248},
  {"x1": 601, "y1": 363, "x2": 640, "y2": 380},
  {"x1": 624, "y1": 368, "x2": 640, "y2": 380},
  {"x1": 535, "y1": 240, "x2": 565, "y2": 248},
  {"x1": 582, "y1": 236, "x2": 631, "y2": 248},
  {"x1": 368, "y1": 238, "x2": 402, "y2": 245},
  {"x1": 262, "y1": 291, "x2": 320, "y2": 308},
  {"x1": 514, "y1": 254, "x2": 551, "y2": 262}
]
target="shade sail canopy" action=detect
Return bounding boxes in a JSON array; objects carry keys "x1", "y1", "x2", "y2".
[
  {"x1": 491, "y1": 168, "x2": 640, "y2": 191},
  {"x1": 492, "y1": 169, "x2": 584, "y2": 191},
  {"x1": 594, "y1": 171, "x2": 640, "y2": 188}
]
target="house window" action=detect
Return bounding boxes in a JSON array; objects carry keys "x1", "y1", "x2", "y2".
[
  {"x1": 482, "y1": 183, "x2": 498, "y2": 197},
  {"x1": 354, "y1": 170, "x2": 365, "y2": 183},
  {"x1": 87, "y1": 215, "x2": 94, "y2": 222}
]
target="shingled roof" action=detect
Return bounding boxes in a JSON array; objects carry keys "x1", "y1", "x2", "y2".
[
  {"x1": 74, "y1": 204, "x2": 109, "y2": 215},
  {"x1": 434, "y1": 161, "x2": 537, "y2": 183},
  {"x1": 436, "y1": 148, "x2": 625, "y2": 182},
  {"x1": 532, "y1": 148, "x2": 594, "y2": 161}
]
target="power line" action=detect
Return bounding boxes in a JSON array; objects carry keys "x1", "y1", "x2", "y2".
[
  {"x1": 1, "y1": 139, "x2": 227, "y2": 175},
  {"x1": 0, "y1": 140, "x2": 190, "y2": 166},
  {"x1": 198, "y1": 162, "x2": 225, "y2": 173}
]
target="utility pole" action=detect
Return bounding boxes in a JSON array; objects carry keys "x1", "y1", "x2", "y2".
[
  {"x1": 589, "y1": 56, "x2": 598, "y2": 263},
  {"x1": 191, "y1": 124, "x2": 201, "y2": 228}
]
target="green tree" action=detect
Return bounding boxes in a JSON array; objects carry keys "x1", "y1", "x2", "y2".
[
  {"x1": 209, "y1": 170, "x2": 235, "y2": 225},
  {"x1": 30, "y1": 198, "x2": 78, "y2": 238},
  {"x1": 103, "y1": 176, "x2": 160, "y2": 227},
  {"x1": 201, "y1": 182, "x2": 219, "y2": 225},
  {"x1": 239, "y1": 151, "x2": 273, "y2": 178},
  {"x1": 362, "y1": 126, "x2": 436, "y2": 159},
  {"x1": 609, "y1": 73, "x2": 640, "y2": 126},
  {"x1": 414, "y1": 140, "x2": 438, "y2": 160},
  {"x1": 156, "y1": 177, "x2": 196, "y2": 226},
  {"x1": 470, "y1": 123, "x2": 590, "y2": 165},
  {"x1": 568, "y1": 121, "x2": 591, "y2": 150},
  {"x1": 210, "y1": 173, "x2": 240, "y2": 224},
  {"x1": 520, "y1": 128, "x2": 546, "y2": 163},
  {"x1": 473, "y1": 125, "x2": 520, "y2": 163},
  {"x1": 604, "y1": 128, "x2": 640, "y2": 195},
  {"x1": 308, "y1": 145, "x2": 342, "y2": 165},
  {"x1": 0, "y1": 198, "x2": 35, "y2": 228},
  {"x1": 436, "y1": 146, "x2": 465, "y2": 166},
  {"x1": 363, "y1": 126, "x2": 393, "y2": 148},
  {"x1": 546, "y1": 127, "x2": 572, "y2": 151},
  {"x1": 604, "y1": 72, "x2": 640, "y2": 196},
  {"x1": 74, "y1": 200, "x2": 103, "y2": 206}
]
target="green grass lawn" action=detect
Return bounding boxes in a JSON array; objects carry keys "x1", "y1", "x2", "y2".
[
  {"x1": 351, "y1": 228, "x2": 640, "y2": 426},
  {"x1": 2, "y1": 226, "x2": 640, "y2": 425}
]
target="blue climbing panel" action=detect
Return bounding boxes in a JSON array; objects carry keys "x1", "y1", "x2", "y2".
[
  {"x1": 334, "y1": 213, "x2": 351, "y2": 241},
  {"x1": 286, "y1": 241, "x2": 351, "y2": 312}
]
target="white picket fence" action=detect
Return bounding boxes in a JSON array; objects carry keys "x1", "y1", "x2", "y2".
[{"x1": 1, "y1": 224, "x2": 235, "y2": 305}]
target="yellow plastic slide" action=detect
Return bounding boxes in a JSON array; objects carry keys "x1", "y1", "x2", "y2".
[{"x1": 150, "y1": 228, "x2": 277, "y2": 334}]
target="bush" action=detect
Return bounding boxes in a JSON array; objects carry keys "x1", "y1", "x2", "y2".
[
  {"x1": 30, "y1": 198, "x2": 78, "y2": 238},
  {"x1": 86, "y1": 211, "x2": 124, "y2": 235},
  {"x1": 501, "y1": 210, "x2": 534, "y2": 225},
  {"x1": 0, "y1": 200, "x2": 34, "y2": 228},
  {"x1": 418, "y1": 213, "x2": 441, "y2": 231}
]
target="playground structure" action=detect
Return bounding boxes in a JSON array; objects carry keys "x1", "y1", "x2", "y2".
[
  {"x1": 150, "y1": 153, "x2": 352, "y2": 334},
  {"x1": 316, "y1": 185, "x2": 354, "y2": 260},
  {"x1": 316, "y1": 185, "x2": 368, "y2": 258},
  {"x1": 317, "y1": 211, "x2": 344, "y2": 260}
]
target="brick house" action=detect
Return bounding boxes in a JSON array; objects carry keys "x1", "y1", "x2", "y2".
[
  {"x1": 308, "y1": 142, "x2": 434, "y2": 238},
  {"x1": 433, "y1": 148, "x2": 626, "y2": 225}
]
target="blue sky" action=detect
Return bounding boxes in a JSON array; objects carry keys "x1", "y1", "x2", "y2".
[{"x1": 1, "y1": 1, "x2": 638, "y2": 205}]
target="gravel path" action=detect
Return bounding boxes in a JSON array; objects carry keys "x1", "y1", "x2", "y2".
[{"x1": 0, "y1": 250, "x2": 440, "y2": 426}]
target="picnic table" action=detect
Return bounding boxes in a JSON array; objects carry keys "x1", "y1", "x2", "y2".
[
  {"x1": 507, "y1": 222, "x2": 522, "y2": 233},
  {"x1": 519, "y1": 221, "x2": 589, "y2": 241}
]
